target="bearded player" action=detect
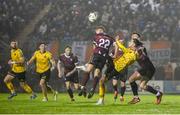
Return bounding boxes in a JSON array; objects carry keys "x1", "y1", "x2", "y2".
[{"x1": 4, "y1": 40, "x2": 37, "y2": 100}]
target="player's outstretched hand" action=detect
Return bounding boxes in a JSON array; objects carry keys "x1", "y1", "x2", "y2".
[{"x1": 8, "y1": 60, "x2": 16, "y2": 65}]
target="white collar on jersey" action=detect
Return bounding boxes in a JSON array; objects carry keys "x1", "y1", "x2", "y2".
[{"x1": 64, "y1": 53, "x2": 70, "y2": 58}]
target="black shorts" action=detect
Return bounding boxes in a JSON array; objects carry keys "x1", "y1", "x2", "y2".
[
  {"x1": 37, "y1": 69, "x2": 50, "y2": 82},
  {"x1": 64, "y1": 71, "x2": 79, "y2": 83},
  {"x1": 89, "y1": 53, "x2": 107, "y2": 71},
  {"x1": 112, "y1": 69, "x2": 128, "y2": 82},
  {"x1": 8, "y1": 71, "x2": 26, "y2": 82},
  {"x1": 138, "y1": 67, "x2": 156, "y2": 81},
  {"x1": 103, "y1": 57, "x2": 120, "y2": 81}
]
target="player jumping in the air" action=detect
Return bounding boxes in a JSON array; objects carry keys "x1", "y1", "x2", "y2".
[
  {"x1": 96, "y1": 37, "x2": 140, "y2": 105},
  {"x1": 4, "y1": 40, "x2": 37, "y2": 100},
  {"x1": 27, "y1": 42, "x2": 56, "y2": 102},
  {"x1": 57, "y1": 46, "x2": 81, "y2": 101},
  {"x1": 109, "y1": 34, "x2": 128, "y2": 103},
  {"x1": 77, "y1": 26, "x2": 116, "y2": 99},
  {"x1": 128, "y1": 33, "x2": 163, "y2": 105}
]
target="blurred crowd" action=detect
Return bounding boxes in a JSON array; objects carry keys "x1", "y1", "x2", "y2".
[
  {"x1": 30, "y1": 0, "x2": 180, "y2": 42},
  {"x1": 1, "y1": 0, "x2": 180, "y2": 47},
  {"x1": 0, "y1": 0, "x2": 49, "y2": 43}
]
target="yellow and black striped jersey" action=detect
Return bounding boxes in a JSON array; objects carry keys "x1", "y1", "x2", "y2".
[{"x1": 113, "y1": 40, "x2": 139, "y2": 72}]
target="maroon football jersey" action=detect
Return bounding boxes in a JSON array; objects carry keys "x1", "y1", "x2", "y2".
[
  {"x1": 136, "y1": 45, "x2": 154, "y2": 69},
  {"x1": 93, "y1": 33, "x2": 114, "y2": 56},
  {"x1": 59, "y1": 53, "x2": 78, "y2": 72}
]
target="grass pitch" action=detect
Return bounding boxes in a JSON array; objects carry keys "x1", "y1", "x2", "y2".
[{"x1": 0, "y1": 93, "x2": 179, "y2": 114}]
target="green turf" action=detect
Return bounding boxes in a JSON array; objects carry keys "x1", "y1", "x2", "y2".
[{"x1": 0, "y1": 93, "x2": 179, "y2": 114}]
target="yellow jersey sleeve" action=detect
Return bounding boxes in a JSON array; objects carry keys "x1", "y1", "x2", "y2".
[
  {"x1": 31, "y1": 51, "x2": 38, "y2": 60},
  {"x1": 47, "y1": 52, "x2": 52, "y2": 60},
  {"x1": 115, "y1": 40, "x2": 128, "y2": 53}
]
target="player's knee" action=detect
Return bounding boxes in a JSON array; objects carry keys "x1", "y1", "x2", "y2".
[
  {"x1": 112, "y1": 80, "x2": 117, "y2": 86},
  {"x1": 99, "y1": 78, "x2": 104, "y2": 85},
  {"x1": 4, "y1": 77, "x2": 10, "y2": 83},
  {"x1": 4, "y1": 78, "x2": 8, "y2": 83},
  {"x1": 139, "y1": 83, "x2": 146, "y2": 90},
  {"x1": 112, "y1": 83, "x2": 117, "y2": 86},
  {"x1": 74, "y1": 86, "x2": 78, "y2": 90},
  {"x1": 86, "y1": 68, "x2": 92, "y2": 73},
  {"x1": 121, "y1": 82, "x2": 126, "y2": 87},
  {"x1": 74, "y1": 85, "x2": 78, "y2": 90},
  {"x1": 39, "y1": 82, "x2": 45, "y2": 87},
  {"x1": 94, "y1": 68, "x2": 100, "y2": 76},
  {"x1": 128, "y1": 77, "x2": 134, "y2": 83},
  {"x1": 66, "y1": 86, "x2": 70, "y2": 90},
  {"x1": 65, "y1": 85, "x2": 70, "y2": 89},
  {"x1": 94, "y1": 73, "x2": 99, "y2": 77},
  {"x1": 85, "y1": 66, "x2": 92, "y2": 73},
  {"x1": 20, "y1": 83, "x2": 25, "y2": 88}
]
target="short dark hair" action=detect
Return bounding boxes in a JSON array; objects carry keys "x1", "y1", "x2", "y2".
[
  {"x1": 114, "y1": 31, "x2": 122, "y2": 38},
  {"x1": 133, "y1": 39, "x2": 143, "y2": 47},
  {"x1": 131, "y1": 32, "x2": 141, "y2": 38},
  {"x1": 38, "y1": 42, "x2": 47, "y2": 46},
  {"x1": 11, "y1": 39, "x2": 18, "y2": 43},
  {"x1": 65, "y1": 46, "x2": 72, "y2": 50}
]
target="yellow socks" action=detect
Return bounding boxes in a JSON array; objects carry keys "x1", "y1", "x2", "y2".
[
  {"x1": 6, "y1": 82, "x2": 15, "y2": 93},
  {"x1": 22, "y1": 84, "x2": 33, "y2": 93},
  {"x1": 99, "y1": 83, "x2": 105, "y2": 98}
]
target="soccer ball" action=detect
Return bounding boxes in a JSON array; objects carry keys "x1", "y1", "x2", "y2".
[{"x1": 88, "y1": 12, "x2": 98, "y2": 22}]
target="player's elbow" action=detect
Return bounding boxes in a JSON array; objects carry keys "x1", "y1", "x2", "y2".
[{"x1": 39, "y1": 81, "x2": 46, "y2": 87}]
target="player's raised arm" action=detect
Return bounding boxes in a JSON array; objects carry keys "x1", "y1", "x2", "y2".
[
  {"x1": 112, "y1": 43, "x2": 118, "y2": 58},
  {"x1": 115, "y1": 39, "x2": 128, "y2": 53}
]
